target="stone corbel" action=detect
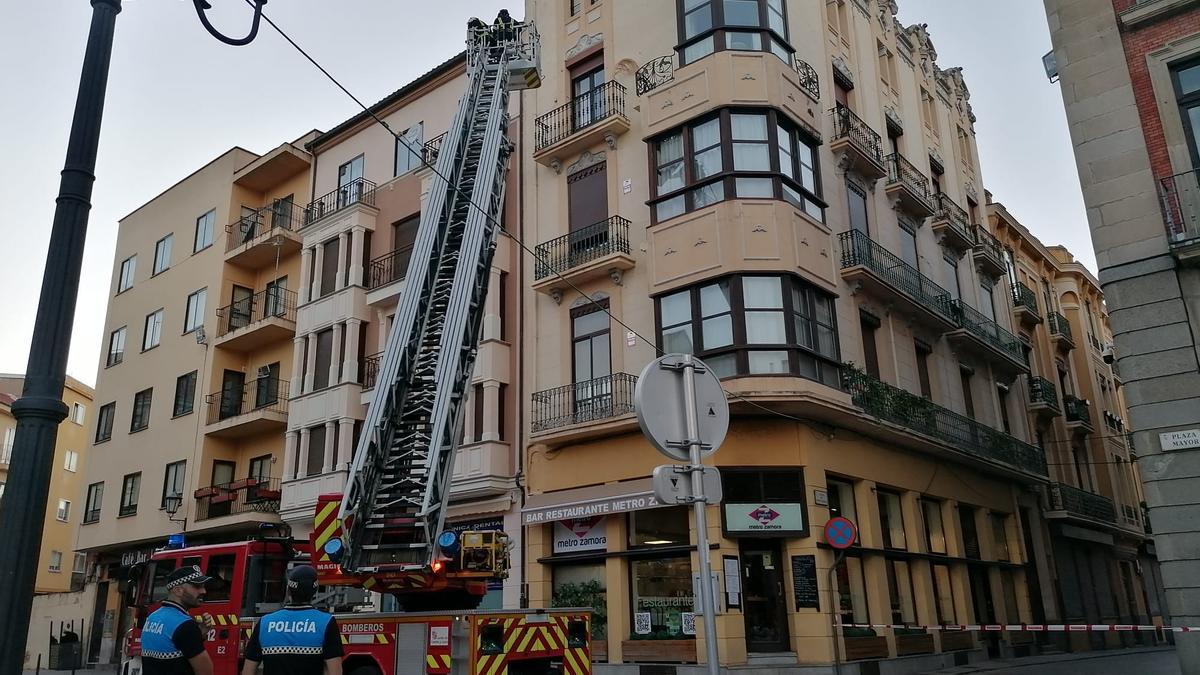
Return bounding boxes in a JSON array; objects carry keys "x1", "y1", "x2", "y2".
[
  {"x1": 549, "y1": 158, "x2": 562, "y2": 174},
  {"x1": 604, "y1": 132, "x2": 617, "y2": 150},
  {"x1": 609, "y1": 268, "x2": 624, "y2": 286},
  {"x1": 550, "y1": 288, "x2": 563, "y2": 305}
]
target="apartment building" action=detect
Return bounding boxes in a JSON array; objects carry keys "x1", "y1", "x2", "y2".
[
  {"x1": 0, "y1": 375, "x2": 94, "y2": 594},
  {"x1": 1044, "y1": 0, "x2": 1200, "y2": 669},
  {"x1": 989, "y1": 202, "x2": 1164, "y2": 651},
  {"x1": 74, "y1": 135, "x2": 314, "y2": 665},
  {"x1": 279, "y1": 53, "x2": 523, "y2": 610},
  {"x1": 516, "y1": 0, "x2": 1152, "y2": 670}
]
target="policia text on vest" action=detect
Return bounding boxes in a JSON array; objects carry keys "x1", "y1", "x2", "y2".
[{"x1": 243, "y1": 565, "x2": 343, "y2": 675}]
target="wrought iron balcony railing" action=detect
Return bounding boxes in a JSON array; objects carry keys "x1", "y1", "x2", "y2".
[
  {"x1": 635, "y1": 55, "x2": 674, "y2": 96},
  {"x1": 971, "y1": 224, "x2": 1005, "y2": 269},
  {"x1": 531, "y1": 373, "x2": 637, "y2": 433},
  {"x1": 367, "y1": 245, "x2": 415, "y2": 291},
  {"x1": 832, "y1": 103, "x2": 883, "y2": 165},
  {"x1": 1064, "y1": 395, "x2": 1092, "y2": 426},
  {"x1": 535, "y1": 81, "x2": 627, "y2": 151},
  {"x1": 838, "y1": 229, "x2": 955, "y2": 321},
  {"x1": 226, "y1": 201, "x2": 306, "y2": 253},
  {"x1": 423, "y1": 132, "x2": 446, "y2": 166},
  {"x1": 933, "y1": 193, "x2": 972, "y2": 237},
  {"x1": 1027, "y1": 376, "x2": 1060, "y2": 411},
  {"x1": 1049, "y1": 482, "x2": 1116, "y2": 524},
  {"x1": 534, "y1": 216, "x2": 631, "y2": 281},
  {"x1": 361, "y1": 351, "x2": 383, "y2": 390},
  {"x1": 303, "y1": 177, "x2": 376, "y2": 226},
  {"x1": 1157, "y1": 167, "x2": 1200, "y2": 246},
  {"x1": 1011, "y1": 281, "x2": 1038, "y2": 316},
  {"x1": 949, "y1": 300, "x2": 1027, "y2": 365},
  {"x1": 194, "y1": 477, "x2": 281, "y2": 521},
  {"x1": 795, "y1": 58, "x2": 820, "y2": 100},
  {"x1": 205, "y1": 378, "x2": 289, "y2": 425},
  {"x1": 216, "y1": 287, "x2": 297, "y2": 337},
  {"x1": 885, "y1": 153, "x2": 933, "y2": 205},
  {"x1": 1048, "y1": 311, "x2": 1073, "y2": 342},
  {"x1": 843, "y1": 367, "x2": 1047, "y2": 476}
]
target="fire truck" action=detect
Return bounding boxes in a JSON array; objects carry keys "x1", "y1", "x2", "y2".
[{"x1": 120, "y1": 16, "x2": 594, "y2": 675}]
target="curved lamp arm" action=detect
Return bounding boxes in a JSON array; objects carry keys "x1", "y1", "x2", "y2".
[{"x1": 192, "y1": 0, "x2": 268, "y2": 47}]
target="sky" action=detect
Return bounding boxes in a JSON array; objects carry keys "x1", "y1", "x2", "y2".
[{"x1": 0, "y1": 1, "x2": 1088, "y2": 388}]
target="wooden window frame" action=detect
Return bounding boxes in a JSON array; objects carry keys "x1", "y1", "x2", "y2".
[{"x1": 675, "y1": 0, "x2": 793, "y2": 66}]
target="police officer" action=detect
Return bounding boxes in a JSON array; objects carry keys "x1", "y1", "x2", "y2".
[
  {"x1": 242, "y1": 565, "x2": 342, "y2": 675},
  {"x1": 140, "y1": 565, "x2": 214, "y2": 675}
]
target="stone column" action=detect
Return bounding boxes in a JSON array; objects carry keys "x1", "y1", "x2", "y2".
[
  {"x1": 311, "y1": 244, "x2": 324, "y2": 301},
  {"x1": 330, "y1": 322, "x2": 344, "y2": 387},
  {"x1": 337, "y1": 418, "x2": 354, "y2": 470},
  {"x1": 304, "y1": 334, "x2": 317, "y2": 393},
  {"x1": 343, "y1": 319, "x2": 362, "y2": 384},
  {"x1": 322, "y1": 421, "x2": 337, "y2": 474},
  {"x1": 335, "y1": 231, "x2": 349, "y2": 290},
  {"x1": 291, "y1": 336, "x2": 306, "y2": 394},
  {"x1": 297, "y1": 427, "x2": 311, "y2": 479},
  {"x1": 283, "y1": 431, "x2": 298, "y2": 480},
  {"x1": 482, "y1": 380, "x2": 501, "y2": 442},
  {"x1": 349, "y1": 226, "x2": 366, "y2": 287},
  {"x1": 299, "y1": 247, "x2": 313, "y2": 304}
]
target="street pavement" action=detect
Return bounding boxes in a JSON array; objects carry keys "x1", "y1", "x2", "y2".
[{"x1": 926, "y1": 646, "x2": 1179, "y2": 675}]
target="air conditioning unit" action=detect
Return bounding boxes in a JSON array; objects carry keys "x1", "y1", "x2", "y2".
[
  {"x1": 1102, "y1": 344, "x2": 1115, "y2": 364},
  {"x1": 257, "y1": 366, "x2": 272, "y2": 379}
]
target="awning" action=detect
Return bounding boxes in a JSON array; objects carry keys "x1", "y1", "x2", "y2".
[
  {"x1": 447, "y1": 493, "x2": 514, "y2": 520},
  {"x1": 521, "y1": 478, "x2": 666, "y2": 525}
]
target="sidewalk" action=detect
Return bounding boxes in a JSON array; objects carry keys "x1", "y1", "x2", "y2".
[{"x1": 925, "y1": 645, "x2": 1178, "y2": 674}]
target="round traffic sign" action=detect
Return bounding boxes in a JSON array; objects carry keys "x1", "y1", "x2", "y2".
[
  {"x1": 824, "y1": 517, "x2": 857, "y2": 550},
  {"x1": 634, "y1": 354, "x2": 730, "y2": 462}
]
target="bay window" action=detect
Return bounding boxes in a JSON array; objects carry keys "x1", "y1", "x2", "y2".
[
  {"x1": 655, "y1": 273, "x2": 840, "y2": 385},
  {"x1": 650, "y1": 108, "x2": 824, "y2": 223},
  {"x1": 677, "y1": 0, "x2": 791, "y2": 65}
]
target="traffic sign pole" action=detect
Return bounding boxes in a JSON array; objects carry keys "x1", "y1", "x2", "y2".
[{"x1": 679, "y1": 354, "x2": 721, "y2": 675}]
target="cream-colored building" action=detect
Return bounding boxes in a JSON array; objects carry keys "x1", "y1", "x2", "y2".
[
  {"x1": 0, "y1": 375, "x2": 94, "y2": 594},
  {"x1": 74, "y1": 135, "x2": 315, "y2": 665},
  {"x1": 516, "y1": 0, "x2": 1155, "y2": 670}
]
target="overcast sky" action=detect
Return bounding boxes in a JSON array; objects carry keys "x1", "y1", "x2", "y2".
[{"x1": 0, "y1": 1, "x2": 1086, "y2": 387}]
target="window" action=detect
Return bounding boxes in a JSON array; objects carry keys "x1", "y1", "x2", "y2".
[
  {"x1": 193, "y1": 210, "x2": 215, "y2": 252},
  {"x1": 553, "y1": 563, "x2": 606, "y2": 639},
  {"x1": 915, "y1": 341, "x2": 932, "y2": 399},
  {"x1": 184, "y1": 288, "x2": 206, "y2": 333},
  {"x1": 117, "y1": 255, "x2": 136, "y2": 293},
  {"x1": 320, "y1": 237, "x2": 340, "y2": 297},
  {"x1": 162, "y1": 460, "x2": 186, "y2": 508},
  {"x1": 998, "y1": 385, "x2": 1012, "y2": 434},
  {"x1": 73, "y1": 552, "x2": 87, "y2": 575},
  {"x1": 898, "y1": 222, "x2": 919, "y2": 270},
  {"x1": 95, "y1": 402, "x2": 115, "y2": 443},
  {"x1": 978, "y1": 282, "x2": 995, "y2": 322},
  {"x1": 83, "y1": 482, "x2": 103, "y2": 523},
  {"x1": 572, "y1": 302, "x2": 611, "y2": 386},
  {"x1": 991, "y1": 513, "x2": 1010, "y2": 561},
  {"x1": 959, "y1": 505, "x2": 980, "y2": 559},
  {"x1": 49, "y1": 551, "x2": 63, "y2": 573},
  {"x1": 877, "y1": 489, "x2": 906, "y2": 549},
  {"x1": 847, "y1": 181, "x2": 869, "y2": 234},
  {"x1": 71, "y1": 402, "x2": 86, "y2": 425},
  {"x1": 942, "y1": 255, "x2": 960, "y2": 302},
  {"x1": 650, "y1": 108, "x2": 823, "y2": 223},
  {"x1": 886, "y1": 560, "x2": 917, "y2": 626},
  {"x1": 656, "y1": 274, "x2": 841, "y2": 385},
  {"x1": 337, "y1": 155, "x2": 366, "y2": 207},
  {"x1": 202, "y1": 554, "x2": 238, "y2": 603},
  {"x1": 314, "y1": 327, "x2": 334, "y2": 390},
  {"x1": 395, "y1": 122, "x2": 423, "y2": 176},
  {"x1": 930, "y1": 563, "x2": 956, "y2": 624},
  {"x1": 142, "y1": 309, "x2": 163, "y2": 351},
  {"x1": 307, "y1": 425, "x2": 326, "y2": 476},
  {"x1": 677, "y1": 0, "x2": 791, "y2": 65},
  {"x1": 960, "y1": 367, "x2": 975, "y2": 419},
  {"x1": 153, "y1": 234, "x2": 172, "y2": 275},
  {"x1": 63, "y1": 449, "x2": 79, "y2": 473},
  {"x1": 826, "y1": 477, "x2": 857, "y2": 523},
  {"x1": 835, "y1": 555, "x2": 869, "y2": 625},
  {"x1": 56, "y1": 499, "x2": 71, "y2": 522},
  {"x1": 630, "y1": 507, "x2": 690, "y2": 547},
  {"x1": 120, "y1": 472, "x2": 141, "y2": 517},
  {"x1": 569, "y1": 0, "x2": 583, "y2": 15},
  {"x1": 130, "y1": 388, "x2": 152, "y2": 432},
  {"x1": 571, "y1": 65, "x2": 607, "y2": 130},
  {"x1": 921, "y1": 499, "x2": 946, "y2": 554},
  {"x1": 173, "y1": 371, "x2": 197, "y2": 417},
  {"x1": 264, "y1": 276, "x2": 289, "y2": 317},
  {"x1": 860, "y1": 311, "x2": 880, "y2": 379},
  {"x1": 2, "y1": 427, "x2": 13, "y2": 464},
  {"x1": 631, "y1": 556, "x2": 694, "y2": 639}
]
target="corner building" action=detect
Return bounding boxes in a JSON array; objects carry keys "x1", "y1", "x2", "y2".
[{"x1": 519, "y1": 0, "x2": 1155, "y2": 670}]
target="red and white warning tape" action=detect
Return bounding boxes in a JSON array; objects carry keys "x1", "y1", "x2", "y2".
[{"x1": 838, "y1": 623, "x2": 1197, "y2": 633}]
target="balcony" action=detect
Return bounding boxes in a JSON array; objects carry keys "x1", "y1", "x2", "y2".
[
  {"x1": 303, "y1": 177, "x2": 376, "y2": 228},
  {"x1": 367, "y1": 245, "x2": 415, "y2": 292},
  {"x1": 945, "y1": 300, "x2": 1030, "y2": 377},
  {"x1": 884, "y1": 153, "x2": 935, "y2": 218},
  {"x1": 194, "y1": 477, "x2": 281, "y2": 522},
  {"x1": 1156, "y1": 167, "x2": 1200, "y2": 265},
  {"x1": 1048, "y1": 482, "x2": 1116, "y2": 526},
  {"x1": 1026, "y1": 375, "x2": 1060, "y2": 419},
  {"x1": 531, "y1": 373, "x2": 637, "y2": 436},
  {"x1": 635, "y1": 55, "x2": 674, "y2": 96},
  {"x1": 361, "y1": 351, "x2": 383, "y2": 390},
  {"x1": 1010, "y1": 281, "x2": 1042, "y2": 327},
  {"x1": 214, "y1": 288, "x2": 297, "y2": 352},
  {"x1": 422, "y1": 132, "x2": 446, "y2": 166},
  {"x1": 204, "y1": 378, "x2": 289, "y2": 438},
  {"x1": 1064, "y1": 395, "x2": 1094, "y2": 435},
  {"x1": 930, "y1": 194, "x2": 974, "y2": 255},
  {"x1": 971, "y1": 225, "x2": 1007, "y2": 279},
  {"x1": 1048, "y1": 311, "x2": 1074, "y2": 352},
  {"x1": 225, "y1": 201, "x2": 305, "y2": 267},
  {"x1": 843, "y1": 368, "x2": 1048, "y2": 478},
  {"x1": 838, "y1": 229, "x2": 957, "y2": 331},
  {"x1": 531, "y1": 216, "x2": 635, "y2": 297},
  {"x1": 830, "y1": 104, "x2": 886, "y2": 180},
  {"x1": 533, "y1": 81, "x2": 629, "y2": 168}
]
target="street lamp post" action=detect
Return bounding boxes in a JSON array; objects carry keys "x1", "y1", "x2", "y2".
[{"x1": 0, "y1": 1, "x2": 121, "y2": 672}]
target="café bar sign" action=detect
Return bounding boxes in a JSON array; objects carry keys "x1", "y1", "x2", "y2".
[{"x1": 523, "y1": 491, "x2": 664, "y2": 525}]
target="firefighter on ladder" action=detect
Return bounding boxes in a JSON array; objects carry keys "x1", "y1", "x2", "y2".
[{"x1": 242, "y1": 566, "x2": 343, "y2": 675}]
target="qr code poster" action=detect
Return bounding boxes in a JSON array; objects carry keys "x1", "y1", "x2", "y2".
[
  {"x1": 634, "y1": 612, "x2": 652, "y2": 635},
  {"x1": 681, "y1": 612, "x2": 696, "y2": 635}
]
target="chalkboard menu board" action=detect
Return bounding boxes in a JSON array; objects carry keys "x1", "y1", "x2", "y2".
[{"x1": 791, "y1": 554, "x2": 819, "y2": 610}]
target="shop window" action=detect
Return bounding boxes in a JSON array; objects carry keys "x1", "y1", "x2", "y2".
[
  {"x1": 877, "y1": 489, "x2": 906, "y2": 550},
  {"x1": 959, "y1": 505, "x2": 980, "y2": 560},
  {"x1": 921, "y1": 499, "x2": 946, "y2": 555},
  {"x1": 629, "y1": 507, "x2": 690, "y2": 547},
  {"x1": 676, "y1": 0, "x2": 791, "y2": 66},
  {"x1": 930, "y1": 563, "x2": 956, "y2": 624},
  {"x1": 826, "y1": 477, "x2": 858, "y2": 524},
  {"x1": 630, "y1": 556, "x2": 694, "y2": 639},
  {"x1": 835, "y1": 555, "x2": 869, "y2": 625},
  {"x1": 886, "y1": 559, "x2": 917, "y2": 626},
  {"x1": 553, "y1": 563, "x2": 608, "y2": 639}
]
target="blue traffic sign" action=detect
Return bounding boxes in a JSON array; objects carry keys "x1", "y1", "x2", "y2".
[{"x1": 824, "y1": 517, "x2": 857, "y2": 550}]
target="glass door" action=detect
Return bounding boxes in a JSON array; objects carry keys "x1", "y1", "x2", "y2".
[
  {"x1": 740, "y1": 542, "x2": 790, "y2": 653},
  {"x1": 229, "y1": 285, "x2": 253, "y2": 330},
  {"x1": 219, "y1": 370, "x2": 245, "y2": 420},
  {"x1": 572, "y1": 67, "x2": 605, "y2": 131},
  {"x1": 337, "y1": 155, "x2": 365, "y2": 207}
]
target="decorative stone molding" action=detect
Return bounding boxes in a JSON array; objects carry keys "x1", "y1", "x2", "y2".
[
  {"x1": 832, "y1": 56, "x2": 855, "y2": 90},
  {"x1": 549, "y1": 158, "x2": 562, "y2": 174},
  {"x1": 609, "y1": 268, "x2": 624, "y2": 286},
  {"x1": 566, "y1": 150, "x2": 605, "y2": 176},
  {"x1": 604, "y1": 132, "x2": 617, "y2": 150},
  {"x1": 550, "y1": 288, "x2": 563, "y2": 305},
  {"x1": 884, "y1": 106, "x2": 904, "y2": 134},
  {"x1": 565, "y1": 32, "x2": 602, "y2": 60}
]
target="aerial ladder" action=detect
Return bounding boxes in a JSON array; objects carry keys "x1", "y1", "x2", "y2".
[{"x1": 318, "y1": 19, "x2": 540, "y2": 602}]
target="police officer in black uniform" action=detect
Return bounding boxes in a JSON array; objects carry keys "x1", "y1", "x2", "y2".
[
  {"x1": 241, "y1": 565, "x2": 342, "y2": 675},
  {"x1": 140, "y1": 565, "x2": 213, "y2": 675}
]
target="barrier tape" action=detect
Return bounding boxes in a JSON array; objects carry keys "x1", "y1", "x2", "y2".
[{"x1": 838, "y1": 623, "x2": 1195, "y2": 633}]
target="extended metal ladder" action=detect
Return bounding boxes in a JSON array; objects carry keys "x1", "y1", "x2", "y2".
[{"x1": 339, "y1": 25, "x2": 540, "y2": 573}]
